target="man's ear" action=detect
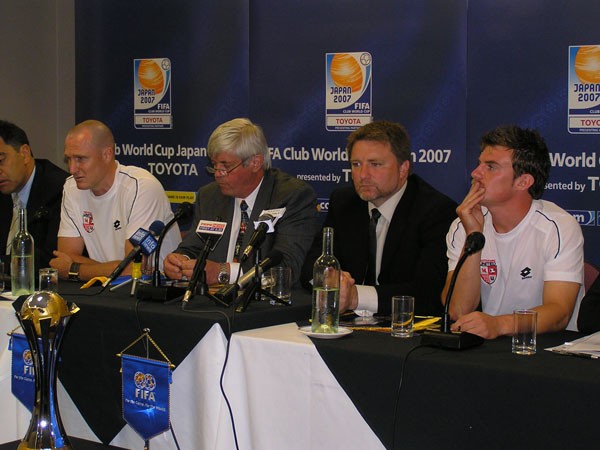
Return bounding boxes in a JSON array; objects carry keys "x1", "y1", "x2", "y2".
[
  {"x1": 515, "y1": 173, "x2": 534, "y2": 191},
  {"x1": 250, "y1": 154, "x2": 264, "y2": 172},
  {"x1": 18, "y1": 144, "x2": 33, "y2": 160}
]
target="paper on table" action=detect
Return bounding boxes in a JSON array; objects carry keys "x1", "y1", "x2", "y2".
[{"x1": 546, "y1": 331, "x2": 600, "y2": 359}]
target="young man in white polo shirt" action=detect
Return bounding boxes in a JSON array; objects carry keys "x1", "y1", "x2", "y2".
[{"x1": 444, "y1": 125, "x2": 583, "y2": 338}]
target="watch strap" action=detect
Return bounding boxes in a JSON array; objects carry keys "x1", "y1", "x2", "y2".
[{"x1": 68, "y1": 262, "x2": 81, "y2": 281}]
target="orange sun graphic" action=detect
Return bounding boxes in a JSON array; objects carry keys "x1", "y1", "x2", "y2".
[
  {"x1": 330, "y1": 54, "x2": 363, "y2": 93},
  {"x1": 138, "y1": 60, "x2": 164, "y2": 94},
  {"x1": 574, "y1": 46, "x2": 600, "y2": 84}
]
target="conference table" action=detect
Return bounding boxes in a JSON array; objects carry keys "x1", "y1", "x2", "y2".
[{"x1": 1, "y1": 282, "x2": 600, "y2": 450}]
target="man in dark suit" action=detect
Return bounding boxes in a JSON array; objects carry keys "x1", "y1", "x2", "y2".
[
  {"x1": 0, "y1": 120, "x2": 68, "y2": 274},
  {"x1": 164, "y1": 118, "x2": 319, "y2": 286},
  {"x1": 301, "y1": 121, "x2": 457, "y2": 316}
]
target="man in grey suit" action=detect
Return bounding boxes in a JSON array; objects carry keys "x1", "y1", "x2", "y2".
[{"x1": 164, "y1": 118, "x2": 319, "y2": 286}]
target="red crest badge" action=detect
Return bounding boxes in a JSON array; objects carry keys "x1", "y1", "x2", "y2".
[
  {"x1": 82, "y1": 211, "x2": 95, "y2": 233},
  {"x1": 480, "y1": 260, "x2": 497, "y2": 285}
]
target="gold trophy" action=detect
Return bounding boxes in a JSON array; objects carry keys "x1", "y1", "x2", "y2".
[{"x1": 15, "y1": 291, "x2": 79, "y2": 450}]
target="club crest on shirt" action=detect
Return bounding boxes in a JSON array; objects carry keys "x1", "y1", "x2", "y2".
[
  {"x1": 82, "y1": 211, "x2": 94, "y2": 233},
  {"x1": 480, "y1": 259, "x2": 497, "y2": 285}
]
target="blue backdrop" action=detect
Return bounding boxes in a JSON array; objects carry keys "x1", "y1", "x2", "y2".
[{"x1": 75, "y1": 0, "x2": 600, "y2": 266}]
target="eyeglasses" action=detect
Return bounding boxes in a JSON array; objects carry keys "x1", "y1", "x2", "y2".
[{"x1": 205, "y1": 160, "x2": 244, "y2": 176}]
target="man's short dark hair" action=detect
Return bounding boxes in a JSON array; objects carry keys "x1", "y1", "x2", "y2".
[
  {"x1": 346, "y1": 120, "x2": 412, "y2": 173},
  {"x1": 480, "y1": 125, "x2": 550, "y2": 199},
  {"x1": 0, "y1": 120, "x2": 30, "y2": 150}
]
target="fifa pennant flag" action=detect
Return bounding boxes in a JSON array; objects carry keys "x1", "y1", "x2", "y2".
[
  {"x1": 9, "y1": 333, "x2": 35, "y2": 411},
  {"x1": 121, "y1": 354, "x2": 172, "y2": 441}
]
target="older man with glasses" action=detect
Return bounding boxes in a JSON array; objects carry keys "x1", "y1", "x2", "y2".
[{"x1": 164, "y1": 118, "x2": 319, "y2": 287}]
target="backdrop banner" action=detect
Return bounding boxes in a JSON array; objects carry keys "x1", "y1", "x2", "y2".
[{"x1": 75, "y1": 0, "x2": 600, "y2": 266}]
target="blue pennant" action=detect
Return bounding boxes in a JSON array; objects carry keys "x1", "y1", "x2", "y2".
[
  {"x1": 121, "y1": 354, "x2": 172, "y2": 441},
  {"x1": 9, "y1": 333, "x2": 35, "y2": 411}
]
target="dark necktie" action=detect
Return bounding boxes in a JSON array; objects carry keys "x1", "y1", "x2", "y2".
[
  {"x1": 365, "y1": 208, "x2": 381, "y2": 285},
  {"x1": 233, "y1": 200, "x2": 249, "y2": 262}
]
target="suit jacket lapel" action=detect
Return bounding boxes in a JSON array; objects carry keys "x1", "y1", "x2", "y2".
[
  {"x1": 26, "y1": 163, "x2": 44, "y2": 223},
  {"x1": 380, "y1": 176, "x2": 417, "y2": 271},
  {"x1": 245, "y1": 170, "x2": 275, "y2": 243},
  {"x1": 209, "y1": 194, "x2": 235, "y2": 262}
]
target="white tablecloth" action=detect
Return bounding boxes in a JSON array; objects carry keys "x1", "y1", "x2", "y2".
[{"x1": 222, "y1": 323, "x2": 384, "y2": 450}]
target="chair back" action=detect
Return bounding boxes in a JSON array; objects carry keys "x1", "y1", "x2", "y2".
[{"x1": 584, "y1": 261, "x2": 600, "y2": 292}]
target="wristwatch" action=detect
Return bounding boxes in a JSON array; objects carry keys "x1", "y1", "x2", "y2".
[
  {"x1": 68, "y1": 262, "x2": 81, "y2": 281},
  {"x1": 217, "y1": 263, "x2": 230, "y2": 284}
]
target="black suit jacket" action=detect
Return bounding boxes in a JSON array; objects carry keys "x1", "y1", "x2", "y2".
[
  {"x1": 301, "y1": 174, "x2": 457, "y2": 316},
  {"x1": 0, "y1": 159, "x2": 69, "y2": 274},
  {"x1": 176, "y1": 168, "x2": 319, "y2": 286}
]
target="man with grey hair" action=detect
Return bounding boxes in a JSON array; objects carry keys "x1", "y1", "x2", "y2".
[{"x1": 164, "y1": 118, "x2": 318, "y2": 286}]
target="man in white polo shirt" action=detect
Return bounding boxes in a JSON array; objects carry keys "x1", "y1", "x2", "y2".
[
  {"x1": 50, "y1": 119, "x2": 181, "y2": 281},
  {"x1": 444, "y1": 125, "x2": 583, "y2": 338}
]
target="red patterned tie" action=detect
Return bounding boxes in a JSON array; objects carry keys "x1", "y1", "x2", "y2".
[{"x1": 233, "y1": 200, "x2": 249, "y2": 262}]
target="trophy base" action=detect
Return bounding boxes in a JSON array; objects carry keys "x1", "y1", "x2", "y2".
[{"x1": 18, "y1": 442, "x2": 72, "y2": 450}]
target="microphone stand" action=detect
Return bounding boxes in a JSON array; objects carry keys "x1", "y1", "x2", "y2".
[
  {"x1": 235, "y1": 248, "x2": 290, "y2": 313},
  {"x1": 421, "y1": 244, "x2": 484, "y2": 350},
  {"x1": 137, "y1": 217, "x2": 185, "y2": 302},
  {"x1": 110, "y1": 254, "x2": 145, "y2": 295},
  {"x1": 177, "y1": 236, "x2": 228, "y2": 308}
]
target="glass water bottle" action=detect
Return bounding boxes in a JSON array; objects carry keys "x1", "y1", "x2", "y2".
[
  {"x1": 11, "y1": 207, "x2": 35, "y2": 295},
  {"x1": 311, "y1": 227, "x2": 341, "y2": 333}
]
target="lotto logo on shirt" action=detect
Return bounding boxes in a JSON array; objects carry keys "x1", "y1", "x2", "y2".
[
  {"x1": 82, "y1": 211, "x2": 95, "y2": 233},
  {"x1": 480, "y1": 260, "x2": 497, "y2": 285}
]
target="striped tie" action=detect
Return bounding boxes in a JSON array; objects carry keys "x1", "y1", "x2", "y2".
[{"x1": 233, "y1": 200, "x2": 249, "y2": 262}]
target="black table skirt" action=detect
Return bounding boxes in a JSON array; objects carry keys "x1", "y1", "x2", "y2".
[
  {"x1": 17, "y1": 282, "x2": 312, "y2": 445},
  {"x1": 310, "y1": 329, "x2": 600, "y2": 450}
]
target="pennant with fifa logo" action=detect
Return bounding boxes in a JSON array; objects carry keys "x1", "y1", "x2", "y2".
[
  {"x1": 121, "y1": 355, "x2": 171, "y2": 440},
  {"x1": 119, "y1": 329, "x2": 174, "y2": 442},
  {"x1": 9, "y1": 333, "x2": 35, "y2": 411}
]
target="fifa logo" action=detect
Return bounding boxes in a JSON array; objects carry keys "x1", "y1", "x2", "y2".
[
  {"x1": 134, "y1": 371, "x2": 157, "y2": 401},
  {"x1": 22, "y1": 349, "x2": 34, "y2": 376}
]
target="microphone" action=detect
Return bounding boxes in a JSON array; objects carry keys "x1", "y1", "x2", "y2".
[
  {"x1": 152, "y1": 202, "x2": 194, "y2": 287},
  {"x1": 421, "y1": 232, "x2": 485, "y2": 350},
  {"x1": 182, "y1": 218, "x2": 227, "y2": 303},
  {"x1": 102, "y1": 220, "x2": 165, "y2": 288},
  {"x1": 240, "y1": 214, "x2": 274, "y2": 263},
  {"x1": 214, "y1": 250, "x2": 283, "y2": 305}
]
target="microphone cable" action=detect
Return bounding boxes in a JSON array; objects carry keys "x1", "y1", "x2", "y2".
[
  {"x1": 391, "y1": 344, "x2": 431, "y2": 450},
  {"x1": 133, "y1": 295, "x2": 234, "y2": 450}
]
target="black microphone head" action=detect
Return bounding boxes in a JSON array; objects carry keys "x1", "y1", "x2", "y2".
[
  {"x1": 149, "y1": 220, "x2": 165, "y2": 236},
  {"x1": 465, "y1": 232, "x2": 485, "y2": 255},
  {"x1": 175, "y1": 202, "x2": 193, "y2": 220}
]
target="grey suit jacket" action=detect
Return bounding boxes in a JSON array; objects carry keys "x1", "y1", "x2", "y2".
[{"x1": 176, "y1": 168, "x2": 319, "y2": 285}]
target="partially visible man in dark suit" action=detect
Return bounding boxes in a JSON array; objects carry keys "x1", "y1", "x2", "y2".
[
  {"x1": 301, "y1": 121, "x2": 457, "y2": 316},
  {"x1": 164, "y1": 118, "x2": 319, "y2": 286},
  {"x1": 0, "y1": 119, "x2": 68, "y2": 274}
]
